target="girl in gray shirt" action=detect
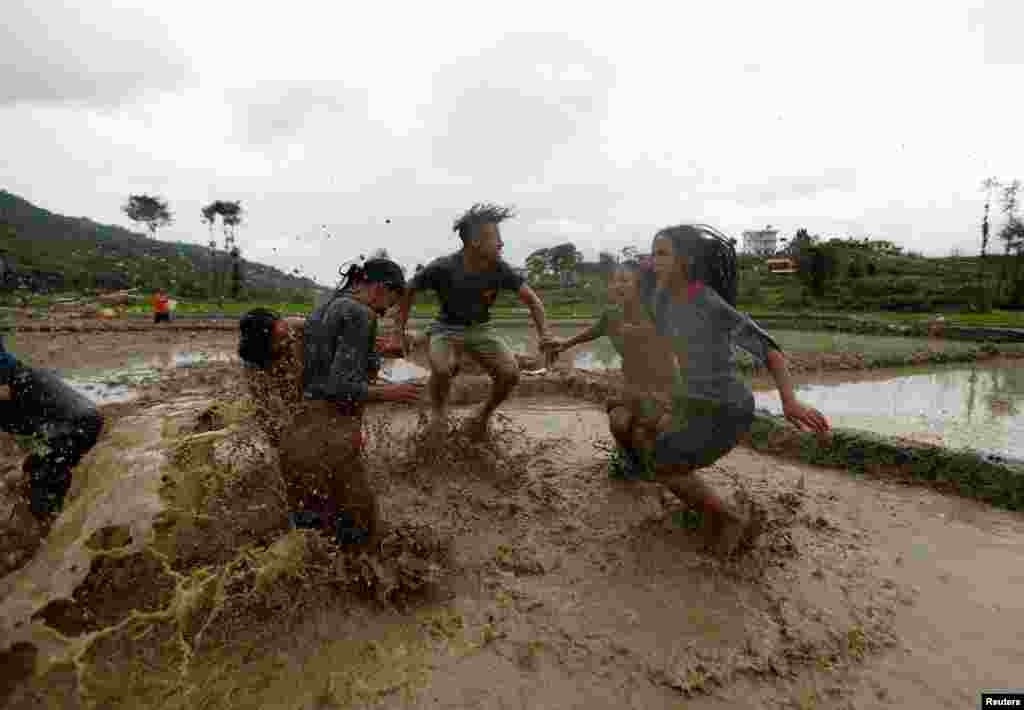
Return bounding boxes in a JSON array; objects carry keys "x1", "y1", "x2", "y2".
[{"x1": 634, "y1": 224, "x2": 830, "y2": 556}]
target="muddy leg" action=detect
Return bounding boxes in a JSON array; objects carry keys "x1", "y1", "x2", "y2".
[
  {"x1": 657, "y1": 463, "x2": 748, "y2": 556},
  {"x1": 427, "y1": 334, "x2": 461, "y2": 434},
  {"x1": 463, "y1": 334, "x2": 519, "y2": 440}
]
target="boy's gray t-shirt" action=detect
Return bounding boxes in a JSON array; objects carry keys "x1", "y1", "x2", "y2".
[
  {"x1": 409, "y1": 252, "x2": 525, "y2": 327},
  {"x1": 653, "y1": 282, "x2": 782, "y2": 414}
]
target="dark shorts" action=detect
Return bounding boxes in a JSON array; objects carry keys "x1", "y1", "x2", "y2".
[
  {"x1": 154, "y1": 312, "x2": 170, "y2": 323},
  {"x1": 653, "y1": 399, "x2": 753, "y2": 470}
]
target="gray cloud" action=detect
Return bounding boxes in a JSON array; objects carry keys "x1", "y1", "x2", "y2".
[
  {"x1": 0, "y1": 3, "x2": 193, "y2": 107},
  {"x1": 729, "y1": 168, "x2": 858, "y2": 208},
  {"x1": 423, "y1": 33, "x2": 616, "y2": 184},
  {"x1": 225, "y1": 81, "x2": 369, "y2": 146}
]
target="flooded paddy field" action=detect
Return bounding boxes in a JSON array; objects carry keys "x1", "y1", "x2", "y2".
[{"x1": 1, "y1": 321, "x2": 1023, "y2": 708}]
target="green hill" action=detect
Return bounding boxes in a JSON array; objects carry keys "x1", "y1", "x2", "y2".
[{"x1": 0, "y1": 190, "x2": 321, "y2": 299}]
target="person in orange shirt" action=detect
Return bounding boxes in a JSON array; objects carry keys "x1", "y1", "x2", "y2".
[{"x1": 152, "y1": 290, "x2": 171, "y2": 324}]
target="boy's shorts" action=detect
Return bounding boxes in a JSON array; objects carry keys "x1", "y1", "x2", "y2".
[{"x1": 427, "y1": 322, "x2": 518, "y2": 378}]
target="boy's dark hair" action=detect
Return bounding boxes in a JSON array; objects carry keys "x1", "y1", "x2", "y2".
[
  {"x1": 239, "y1": 307, "x2": 280, "y2": 369},
  {"x1": 453, "y1": 203, "x2": 515, "y2": 243}
]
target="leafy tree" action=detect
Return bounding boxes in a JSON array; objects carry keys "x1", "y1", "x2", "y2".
[
  {"x1": 548, "y1": 242, "x2": 582, "y2": 278},
  {"x1": 122, "y1": 195, "x2": 172, "y2": 240},
  {"x1": 525, "y1": 248, "x2": 550, "y2": 283},
  {"x1": 201, "y1": 200, "x2": 245, "y2": 301}
]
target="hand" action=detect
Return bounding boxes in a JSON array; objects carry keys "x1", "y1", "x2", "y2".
[
  {"x1": 0, "y1": 385, "x2": 11, "y2": 401},
  {"x1": 383, "y1": 382, "x2": 425, "y2": 404},
  {"x1": 538, "y1": 332, "x2": 558, "y2": 352},
  {"x1": 543, "y1": 336, "x2": 567, "y2": 354},
  {"x1": 782, "y1": 399, "x2": 831, "y2": 435}
]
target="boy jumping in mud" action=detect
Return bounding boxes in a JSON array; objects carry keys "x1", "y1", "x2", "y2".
[
  {"x1": 0, "y1": 336, "x2": 104, "y2": 531},
  {"x1": 279, "y1": 259, "x2": 424, "y2": 546},
  {"x1": 626, "y1": 225, "x2": 830, "y2": 556},
  {"x1": 396, "y1": 203, "x2": 554, "y2": 440}
]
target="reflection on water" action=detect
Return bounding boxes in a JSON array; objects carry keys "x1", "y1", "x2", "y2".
[
  {"x1": 753, "y1": 362, "x2": 1024, "y2": 460},
  {"x1": 63, "y1": 349, "x2": 235, "y2": 405}
]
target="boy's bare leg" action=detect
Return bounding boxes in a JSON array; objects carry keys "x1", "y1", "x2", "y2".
[
  {"x1": 427, "y1": 336, "x2": 460, "y2": 435},
  {"x1": 463, "y1": 339, "x2": 519, "y2": 440}
]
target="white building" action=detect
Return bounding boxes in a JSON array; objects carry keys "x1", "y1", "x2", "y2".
[{"x1": 742, "y1": 226, "x2": 779, "y2": 256}]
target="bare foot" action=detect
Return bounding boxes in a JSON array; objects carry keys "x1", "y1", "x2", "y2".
[{"x1": 705, "y1": 508, "x2": 749, "y2": 558}]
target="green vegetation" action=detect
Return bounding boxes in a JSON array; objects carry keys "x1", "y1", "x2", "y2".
[{"x1": 748, "y1": 414, "x2": 1024, "y2": 512}]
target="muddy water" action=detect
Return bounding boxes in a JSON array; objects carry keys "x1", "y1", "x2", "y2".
[{"x1": 753, "y1": 360, "x2": 1024, "y2": 459}]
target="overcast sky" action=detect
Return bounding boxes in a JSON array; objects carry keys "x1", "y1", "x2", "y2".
[{"x1": 2, "y1": 0, "x2": 1022, "y2": 286}]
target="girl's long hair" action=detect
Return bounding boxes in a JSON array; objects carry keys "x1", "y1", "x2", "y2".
[{"x1": 650, "y1": 224, "x2": 738, "y2": 306}]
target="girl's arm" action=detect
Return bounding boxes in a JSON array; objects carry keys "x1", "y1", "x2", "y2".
[{"x1": 765, "y1": 349, "x2": 830, "y2": 434}]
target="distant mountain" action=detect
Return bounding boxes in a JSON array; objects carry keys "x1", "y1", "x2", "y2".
[{"x1": 0, "y1": 190, "x2": 324, "y2": 297}]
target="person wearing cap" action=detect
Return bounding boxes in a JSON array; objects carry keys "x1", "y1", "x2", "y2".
[
  {"x1": 0, "y1": 337, "x2": 104, "y2": 529},
  {"x1": 395, "y1": 203, "x2": 554, "y2": 440},
  {"x1": 278, "y1": 258, "x2": 424, "y2": 545}
]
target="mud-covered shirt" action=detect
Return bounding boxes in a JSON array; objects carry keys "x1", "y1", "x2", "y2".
[
  {"x1": 302, "y1": 294, "x2": 379, "y2": 408},
  {"x1": 0, "y1": 361, "x2": 101, "y2": 437},
  {"x1": 409, "y1": 251, "x2": 525, "y2": 327},
  {"x1": 652, "y1": 282, "x2": 782, "y2": 414}
]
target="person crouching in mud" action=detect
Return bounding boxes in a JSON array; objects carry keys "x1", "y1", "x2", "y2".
[
  {"x1": 628, "y1": 225, "x2": 831, "y2": 556},
  {"x1": 396, "y1": 203, "x2": 554, "y2": 440},
  {"x1": 239, "y1": 308, "x2": 305, "y2": 446},
  {"x1": 546, "y1": 260, "x2": 678, "y2": 477},
  {"x1": 0, "y1": 336, "x2": 104, "y2": 533},
  {"x1": 278, "y1": 258, "x2": 424, "y2": 546}
]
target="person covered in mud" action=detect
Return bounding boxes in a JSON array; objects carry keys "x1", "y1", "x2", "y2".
[
  {"x1": 279, "y1": 258, "x2": 424, "y2": 546},
  {"x1": 238, "y1": 308, "x2": 306, "y2": 445},
  {"x1": 545, "y1": 260, "x2": 679, "y2": 477},
  {"x1": 396, "y1": 203, "x2": 555, "y2": 440},
  {"x1": 627, "y1": 224, "x2": 831, "y2": 555},
  {"x1": 0, "y1": 335, "x2": 104, "y2": 530}
]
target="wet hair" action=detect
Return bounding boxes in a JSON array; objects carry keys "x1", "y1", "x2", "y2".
[
  {"x1": 337, "y1": 257, "x2": 407, "y2": 294},
  {"x1": 650, "y1": 224, "x2": 738, "y2": 307},
  {"x1": 453, "y1": 203, "x2": 515, "y2": 244},
  {"x1": 238, "y1": 308, "x2": 280, "y2": 369}
]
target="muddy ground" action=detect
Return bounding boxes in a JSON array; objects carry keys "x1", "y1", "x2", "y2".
[{"x1": 1, "y1": 323, "x2": 1023, "y2": 709}]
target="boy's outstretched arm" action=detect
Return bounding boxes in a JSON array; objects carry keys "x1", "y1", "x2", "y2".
[{"x1": 517, "y1": 285, "x2": 551, "y2": 349}]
